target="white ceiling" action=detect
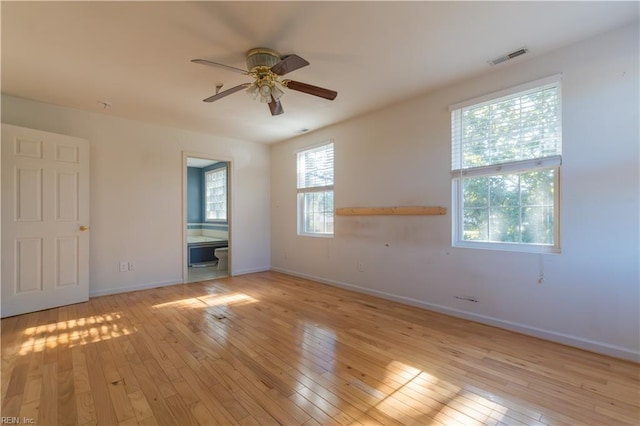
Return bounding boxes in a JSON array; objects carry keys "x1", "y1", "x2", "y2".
[
  {"x1": 2, "y1": 1, "x2": 638, "y2": 144},
  {"x1": 186, "y1": 157, "x2": 218, "y2": 168}
]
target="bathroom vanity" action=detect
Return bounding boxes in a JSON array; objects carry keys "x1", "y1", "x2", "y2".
[{"x1": 187, "y1": 236, "x2": 228, "y2": 266}]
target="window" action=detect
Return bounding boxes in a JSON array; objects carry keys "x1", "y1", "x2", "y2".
[
  {"x1": 297, "y1": 142, "x2": 334, "y2": 236},
  {"x1": 205, "y1": 166, "x2": 227, "y2": 221},
  {"x1": 451, "y1": 75, "x2": 562, "y2": 252}
]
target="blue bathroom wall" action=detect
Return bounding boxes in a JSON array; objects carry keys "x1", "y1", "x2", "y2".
[{"x1": 187, "y1": 167, "x2": 203, "y2": 223}]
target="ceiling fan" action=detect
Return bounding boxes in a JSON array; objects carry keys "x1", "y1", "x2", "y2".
[{"x1": 191, "y1": 48, "x2": 337, "y2": 116}]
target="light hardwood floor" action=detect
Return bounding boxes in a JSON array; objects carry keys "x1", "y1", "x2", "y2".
[
  {"x1": 1, "y1": 271, "x2": 638, "y2": 425},
  {"x1": 187, "y1": 265, "x2": 228, "y2": 283}
]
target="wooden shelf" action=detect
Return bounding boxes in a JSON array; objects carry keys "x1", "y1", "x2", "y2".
[{"x1": 335, "y1": 206, "x2": 447, "y2": 216}]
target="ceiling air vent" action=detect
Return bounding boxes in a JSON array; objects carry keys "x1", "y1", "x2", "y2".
[{"x1": 489, "y1": 47, "x2": 528, "y2": 66}]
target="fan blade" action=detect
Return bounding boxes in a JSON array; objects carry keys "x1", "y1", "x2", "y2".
[
  {"x1": 271, "y1": 54, "x2": 310, "y2": 76},
  {"x1": 191, "y1": 59, "x2": 247, "y2": 75},
  {"x1": 268, "y1": 96, "x2": 284, "y2": 116},
  {"x1": 203, "y1": 84, "x2": 250, "y2": 102},
  {"x1": 285, "y1": 80, "x2": 337, "y2": 100}
]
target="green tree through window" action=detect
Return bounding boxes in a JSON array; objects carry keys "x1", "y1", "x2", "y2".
[{"x1": 451, "y1": 76, "x2": 561, "y2": 252}]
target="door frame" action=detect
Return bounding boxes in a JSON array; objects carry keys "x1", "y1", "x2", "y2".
[{"x1": 181, "y1": 151, "x2": 232, "y2": 282}]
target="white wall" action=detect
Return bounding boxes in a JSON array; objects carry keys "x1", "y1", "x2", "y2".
[
  {"x1": 2, "y1": 96, "x2": 271, "y2": 295},
  {"x1": 271, "y1": 24, "x2": 640, "y2": 361}
]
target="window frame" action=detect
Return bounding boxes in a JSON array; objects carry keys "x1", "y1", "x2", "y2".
[
  {"x1": 296, "y1": 141, "x2": 335, "y2": 238},
  {"x1": 203, "y1": 164, "x2": 228, "y2": 223},
  {"x1": 450, "y1": 75, "x2": 562, "y2": 253}
]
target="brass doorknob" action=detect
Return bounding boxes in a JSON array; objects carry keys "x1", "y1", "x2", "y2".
[{"x1": 79, "y1": 225, "x2": 90, "y2": 232}]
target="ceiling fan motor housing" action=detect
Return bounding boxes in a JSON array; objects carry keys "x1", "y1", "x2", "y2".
[{"x1": 246, "y1": 48, "x2": 280, "y2": 71}]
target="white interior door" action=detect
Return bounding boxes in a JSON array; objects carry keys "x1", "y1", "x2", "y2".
[{"x1": 1, "y1": 124, "x2": 89, "y2": 317}]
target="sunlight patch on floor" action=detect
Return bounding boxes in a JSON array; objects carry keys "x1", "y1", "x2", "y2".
[
  {"x1": 152, "y1": 292, "x2": 258, "y2": 309},
  {"x1": 19, "y1": 312, "x2": 133, "y2": 355},
  {"x1": 369, "y1": 360, "x2": 508, "y2": 425},
  {"x1": 199, "y1": 292, "x2": 258, "y2": 307},
  {"x1": 152, "y1": 293, "x2": 259, "y2": 309},
  {"x1": 151, "y1": 297, "x2": 206, "y2": 309}
]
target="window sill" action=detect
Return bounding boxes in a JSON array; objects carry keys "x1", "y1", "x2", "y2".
[
  {"x1": 297, "y1": 232, "x2": 334, "y2": 239},
  {"x1": 453, "y1": 240, "x2": 560, "y2": 254}
]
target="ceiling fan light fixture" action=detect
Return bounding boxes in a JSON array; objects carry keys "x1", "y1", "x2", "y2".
[
  {"x1": 259, "y1": 84, "x2": 272, "y2": 103},
  {"x1": 271, "y1": 82, "x2": 285, "y2": 101},
  {"x1": 246, "y1": 83, "x2": 259, "y2": 99}
]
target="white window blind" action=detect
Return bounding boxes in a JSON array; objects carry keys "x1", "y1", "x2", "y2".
[
  {"x1": 452, "y1": 79, "x2": 561, "y2": 172},
  {"x1": 297, "y1": 143, "x2": 334, "y2": 190}
]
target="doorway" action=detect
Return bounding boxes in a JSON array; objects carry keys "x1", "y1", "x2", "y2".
[{"x1": 183, "y1": 153, "x2": 231, "y2": 283}]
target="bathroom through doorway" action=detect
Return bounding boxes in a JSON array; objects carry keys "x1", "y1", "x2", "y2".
[{"x1": 183, "y1": 153, "x2": 231, "y2": 283}]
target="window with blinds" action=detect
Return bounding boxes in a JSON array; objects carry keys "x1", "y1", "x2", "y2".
[
  {"x1": 297, "y1": 142, "x2": 334, "y2": 236},
  {"x1": 450, "y1": 75, "x2": 562, "y2": 252},
  {"x1": 205, "y1": 167, "x2": 227, "y2": 221}
]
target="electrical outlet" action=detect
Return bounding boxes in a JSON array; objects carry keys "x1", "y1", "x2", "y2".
[
  {"x1": 119, "y1": 262, "x2": 128, "y2": 272},
  {"x1": 128, "y1": 261, "x2": 136, "y2": 271},
  {"x1": 357, "y1": 262, "x2": 364, "y2": 272}
]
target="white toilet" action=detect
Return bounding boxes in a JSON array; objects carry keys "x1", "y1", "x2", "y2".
[{"x1": 214, "y1": 247, "x2": 228, "y2": 271}]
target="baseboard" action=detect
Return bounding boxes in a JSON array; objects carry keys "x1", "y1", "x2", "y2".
[
  {"x1": 88, "y1": 265, "x2": 271, "y2": 298},
  {"x1": 89, "y1": 279, "x2": 183, "y2": 297},
  {"x1": 270, "y1": 266, "x2": 640, "y2": 362},
  {"x1": 232, "y1": 266, "x2": 272, "y2": 276}
]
